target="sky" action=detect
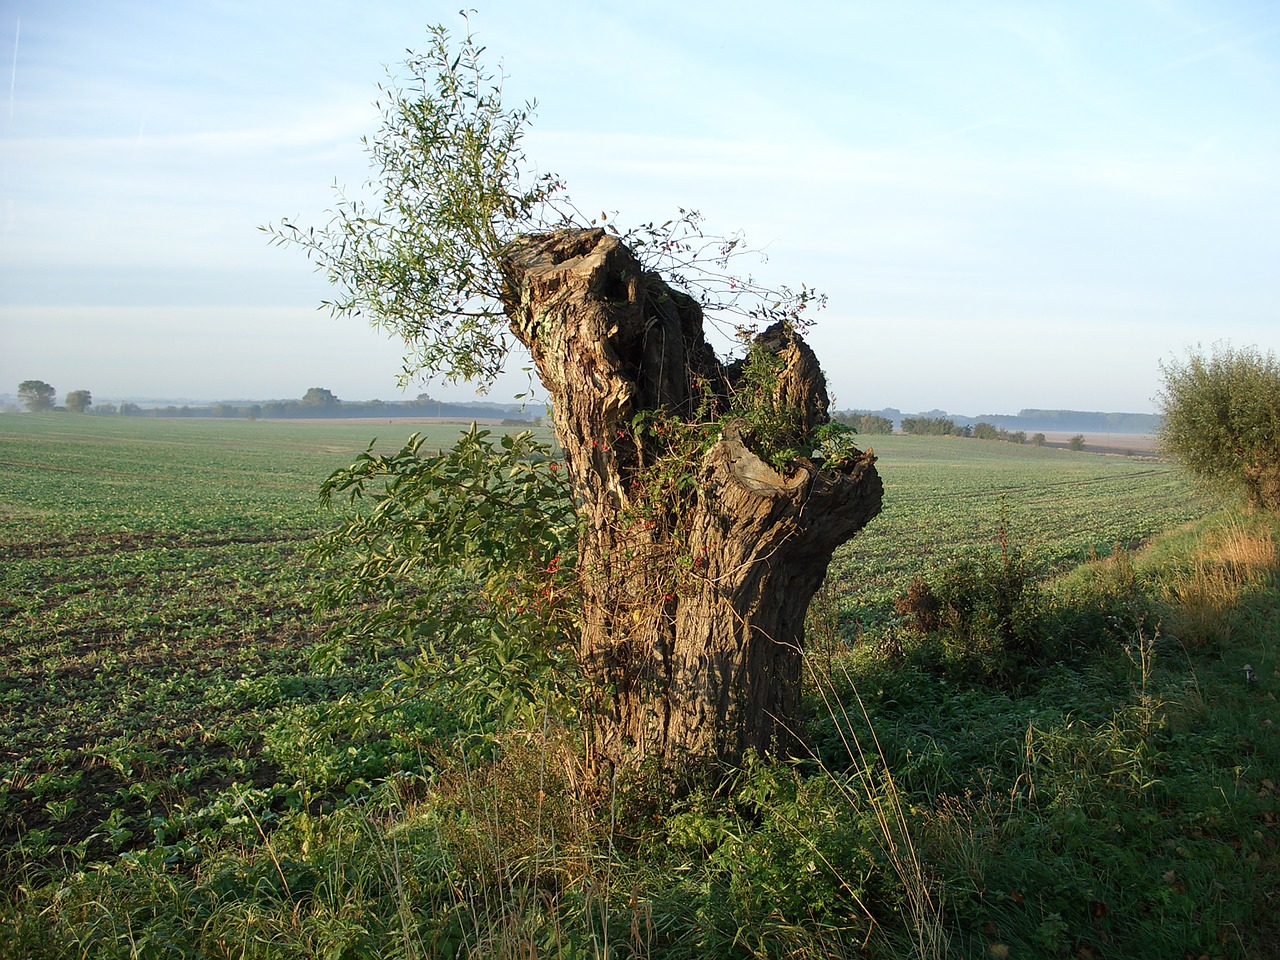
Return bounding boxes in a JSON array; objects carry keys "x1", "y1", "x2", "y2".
[{"x1": 2, "y1": 1, "x2": 1278, "y2": 415}]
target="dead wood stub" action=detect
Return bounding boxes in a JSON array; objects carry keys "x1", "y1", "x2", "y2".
[{"x1": 502, "y1": 228, "x2": 883, "y2": 769}]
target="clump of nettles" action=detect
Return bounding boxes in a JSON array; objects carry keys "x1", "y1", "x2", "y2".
[
  {"x1": 812, "y1": 420, "x2": 862, "y2": 467},
  {"x1": 727, "y1": 333, "x2": 861, "y2": 470},
  {"x1": 627, "y1": 327, "x2": 861, "y2": 475}
]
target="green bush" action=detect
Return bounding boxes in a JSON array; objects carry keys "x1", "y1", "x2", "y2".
[
  {"x1": 895, "y1": 561, "x2": 1040, "y2": 687},
  {"x1": 974, "y1": 423, "x2": 1027, "y2": 444},
  {"x1": 857, "y1": 413, "x2": 894, "y2": 434},
  {"x1": 895, "y1": 538, "x2": 1157, "y2": 689},
  {"x1": 310, "y1": 426, "x2": 580, "y2": 751},
  {"x1": 832, "y1": 412, "x2": 893, "y2": 434},
  {"x1": 900, "y1": 416, "x2": 965, "y2": 437},
  {"x1": 1158, "y1": 343, "x2": 1280, "y2": 509}
]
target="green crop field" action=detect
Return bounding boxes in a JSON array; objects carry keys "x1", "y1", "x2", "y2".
[
  {"x1": 3, "y1": 414, "x2": 1276, "y2": 959},
  {"x1": 0, "y1": 415, "x2": 543, "y2": 884},
  {"x1": 831, "y1": 434, "x2": 1207, "y2": 614},
  {"x1": 0, "y1": 414, "x2": 1198, "y2": 870},
  {"x1": 0, "y1": 416, "x2": 1203, "y2": 873}
]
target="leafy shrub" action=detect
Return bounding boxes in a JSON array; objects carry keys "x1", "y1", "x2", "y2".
[
  {"x1": 898, "y1": 537, "x2": 1165, "y2": 688},
  {"x1": 901, "y1": 416, "x2": 965, "y2": 437},
  {"x1": 724, "y1": 331, "x2": 821, "y2": 467},
  {"x1": 943, "y1": 539, "x2": 1038, "y2": 643},
  {"x1": 812, "y1": 419, "x2": 863, "y2": 466},
  {"x1": 894, "y1": 529, "x2": 1045, "y2": 685},
  {"x1": 310, "y1": 426, "x2": 580, "y2": 753},
  {"x1": 1158, "y1": 343, "x2": 1280, "y2": 509}
]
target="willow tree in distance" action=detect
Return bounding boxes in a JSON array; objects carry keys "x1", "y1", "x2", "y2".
[
  {"x1": 18, "y1": 380, "x2": 56, "y2": 412},
  {"x1": 268, "y1": 19, "x2": 883, "y2": 771}
]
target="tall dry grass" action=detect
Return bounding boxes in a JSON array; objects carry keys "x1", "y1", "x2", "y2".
[
  {"x1": 803, "y1": 576, "x2": 950, "y2": 958},
  {"x1": 1161, "y1": 520, "x2": 1278, "y2": 646}
]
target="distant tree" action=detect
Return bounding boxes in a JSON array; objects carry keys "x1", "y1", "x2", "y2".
[
  {"x1": 1068, "y1": 434, "x2": 1086, "y2": 452},
  {"x1": 17, "y1": 380, "x2": 56, "y2": 412},
  {"x1": 857, "y1": 413, "x2": 894, "y2": 435},
  {"x1": 902, "y1": 416, "x2": 962, "y2": 437},
  {"x1": 65, "y1": 390, "x2": 92, "y2": 413},
  {"x1": 1159, "y1": 344, "x2": 1280, "y2": 510},
  {"x1": 96, "y1": 402, "x2": 118, "y2": 415},
  {"x1": 302, "y1": 387, "x2": 340, "y2": 410},
  {"x1": 1030, "y1": 433, "x2": 1046, "y2": 446},
  {"x1": 118, "y1": 402, "x2": 143, "y2": 416},
  {"x1": 832, "y1": 411, "x2": 893, "y2": 434}
]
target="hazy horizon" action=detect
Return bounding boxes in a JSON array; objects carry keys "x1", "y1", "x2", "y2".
[
  {"x1": 0, "y1": 387, "x2": 1164, "y2": 423},
  {"x1": 3, "y1": 1, "x2": 1278, "y2": 415}
]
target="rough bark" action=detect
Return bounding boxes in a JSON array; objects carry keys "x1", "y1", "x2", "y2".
[{"x1": 502, "y1": 228, "x2": 883, "y2": 769}]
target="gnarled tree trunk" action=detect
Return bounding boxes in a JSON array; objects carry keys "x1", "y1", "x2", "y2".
[{"x1": 502, "y1": 228, "x2": 882, "y2": 770}]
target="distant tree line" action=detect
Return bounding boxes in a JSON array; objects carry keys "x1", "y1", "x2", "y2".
[
  {"x1": 6, "y1": 381, "x2": 546, "y2": 422},
  {"x1": 900, "y1": 416, "x2": 969, "y2": 437},
  {"x1": 896, "y1": 418, "x2": 1029, "y2": 444},
  {"x1": 971, "y1": 422, "x2": 1027, "y2": 444},
  {"x1": 31, "y1": 388, "x2": 543, "y2": 423},
  {"x1": 1013, "y1": 409, "x2": 1158, "y2": 434},
  {"x1": 835, "y1": 407, "x2": 1161, "y2": 435},
  {"x1": 831, "y1": 411, "x2": 894, "y2": 434}
]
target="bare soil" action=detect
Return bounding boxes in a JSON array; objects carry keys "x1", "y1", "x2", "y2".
[{"x1": 1039, "y1": 432, "x2": 1161, "y2": 456}]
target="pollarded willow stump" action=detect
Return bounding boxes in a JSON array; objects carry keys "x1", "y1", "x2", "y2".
[{"x1": 501, "y1": 228, "x2": 882, "y2": 771}]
